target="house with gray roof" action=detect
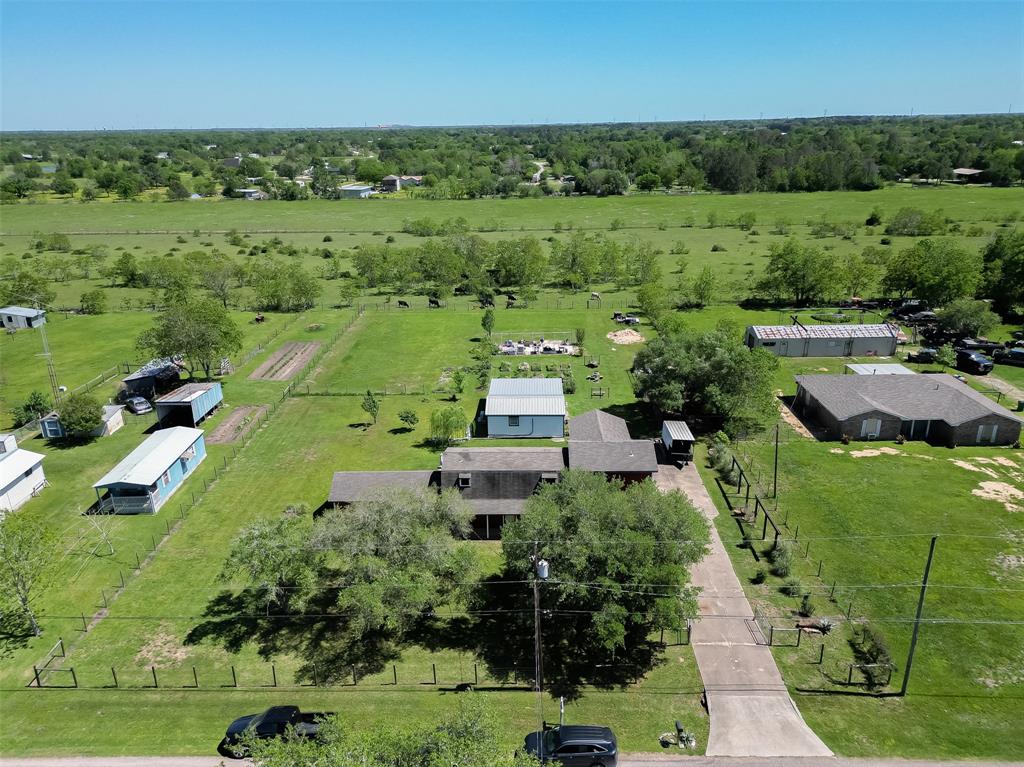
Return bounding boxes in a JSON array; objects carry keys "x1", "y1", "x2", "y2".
[
  {"x1": 794, "y1": 374, "x2": 1022, "y2": 446},
  {"x1": 328, "y1": 471, "x2": 439, "y2": 507},
  {"x1": 485, "y1": 378, "x2": 566, "y2": 438},
  {"x1": 567, "y1": 409, "x2": 658, "y2": 482}
]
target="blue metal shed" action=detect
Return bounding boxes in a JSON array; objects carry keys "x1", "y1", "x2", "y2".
[
  {"x1": 154, "y1": 382, "x2": 223, "y2": 428},
  {"x1": 92, "y1": 427, "x2": 206, "y2": 514},
  {"x1": 485, "y1": 378, "x2": 566, "y2": 438}
]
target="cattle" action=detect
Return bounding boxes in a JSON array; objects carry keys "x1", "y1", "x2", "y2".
[
  {"x1": 591, "y1": 292, "x2": 601, "y2": 300},
  {"x1": 397, "y1": 300, "x2": 410, "y2": 308},
  {"x1": 253, "y1": 314, "x2": 265, "y2": 324},
  {"x1": 480, "y1": 295, "x2": 494, "y2": 307},
  {"x1": 428, "y1": 297, "x2": 441, "y2": 308},
  {"x1": 506, "y1": 299, "x2": 516, "y2": 309},
  {"x1": 505, "y1": 292, "x2": 517, "y2": 301}
]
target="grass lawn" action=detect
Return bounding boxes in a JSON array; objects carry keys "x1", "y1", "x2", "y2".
[{"x1": 697, "y1": 433, "x2": 1024, "y2": 759}]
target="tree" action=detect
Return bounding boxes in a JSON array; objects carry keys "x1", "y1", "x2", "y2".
[
  {"x1": 397, "y1": 409, "x2": 419, "y2": 429},
  {"x1": 56, "y1": 392, "x2": 102, "y2": 437},
  {"x1": 166, "y1": 175, "x2": 190, "y2": 201},
  {"x1": 635, "y1": 172, "x2": 660, "y2": 191},
  {"x1": 0, "y1": 270, "x2": 55, "y2": 308},
  {"x1": 79, "y1": 289, "x2": 107, "y2": 315},
  {"x1": 11, "y1": 390, "x2": 50, "y2": 427},
  {"x1": 935, "y1": 344, "x2": 956, "y2": 370},
  {"x1": 691, "y1": 265, "x2": 716, "y2": 307},
  {"x1": 361, "y1": 390, "x2": 380, "y2": 425},
  {"x1": 936, "y1": 299, "x2": 1000, "y2": 338},
  {"x1": 473, "y1": 471, "x2": 709, "y2": 700},
  {"x1": 575, "y1": 327, "x2": 586, "y2": 348},
  {"x1": 884, "y1": 207, "x2": 946, "y2": 236},
  {"x1": 0, "y1": 514, "x2": 58, "y2": 636},
  {"x1": 632, "y1": 322, "x2": 780, "y2": 435},
  {"x1": 755, "y1": 239, "x2": 838, "y2": 305},
  {"x1": 50, "y1": 172, "x2": 77, "y2": 197},
  {"x1": 636, "y1": 281, "x2": 669, "y2": 322},
  {"x1": 481, "y1": 307, "x2": 494, "y2": 338},
  {"x1": 136, "y1": 297, "x2": 242, "y2": 378},
  {"x1": 429, "y1": 405, "x2": 467, "y2": 447},
  {"x1": 884, "y1": 240, "x2": 981, "y2": 306},
  {"x1": 982, "y1": 230, "x2": 1024, "y2": 317}
]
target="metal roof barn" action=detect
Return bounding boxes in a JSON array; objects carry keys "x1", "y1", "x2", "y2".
[
  {"x1": 154, "y1": 382, "x2": 223, "y2": 427},
  {"x1": 745, "y1": 324, "x2": 899, "y2": 357}
]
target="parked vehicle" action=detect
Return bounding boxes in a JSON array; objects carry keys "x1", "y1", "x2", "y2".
[
  {"x1": 523, "y1": 725, "x2": 618, "y2": 766},
  {"x1": 890, "y1": 300, "x2": 929, "y2": 319},
  {"x1": 956, "y1": 338, "x2": 1006, "y2": 355},
  {"x1": 611, "y1": 312, "x2": 640, "y2": 325},
  {"x1": 218, "y1": 706, "x2": 334, "y2": 758},
  {"x1": 955, "y1": 349, "x2": 994, "y2": 375},
  {"x1": 903, "y1": 311, "x2": 938, "y2": 325},
  {"x1": 906, "y1": 348, "x2": 937, "y2": 364},
  {"x1": 994, "y1": 347, "x2": 1024, "y2": 367},
  {"x1": 125, "y1": 396, "x2": 153, "y2": 414}
]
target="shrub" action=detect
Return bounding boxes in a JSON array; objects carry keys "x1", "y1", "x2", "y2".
[
  {"x1": 799, "y1": 593, "x2": 815, "y2": 617},
  {"x1": 322, "y1": 234, "x2": 333, "y2": 242},
  {"x1": 397, "y1": 409, "x2": 419, "y2": 429},
  {"x1": 781, "y1": 577, "x2": 803, "y2": 596},
  {"x1": 850, "y1": 623, "x2": 893, "y2": 689},
  {"x1": 751, "y1": 568, "x2": 767, "y2": 585},
  {"x1": 879, "y1": 237, "x2": 891, "y2": 246},
  {"x1": 840, "y1": 434, "x2": 851, "y2": 445},
  {"x1": 710, "y1": 244, "x2": 726, "y2": 252},
  {"x1": 768, "y1": 540, "x2": 793, "y2": 577}
]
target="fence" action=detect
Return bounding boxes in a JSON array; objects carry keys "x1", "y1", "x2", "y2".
[{"x1": 358, "y1": 296, "x2": 636, "y2": 314}]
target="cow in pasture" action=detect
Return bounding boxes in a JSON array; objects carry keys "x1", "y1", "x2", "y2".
[
  {"x1": 397, "y1": 300, "x2": 410, "y2": 308},
  {"x1": 591, "y1": 292, "x2": 600, "y2": 300},
  {"x1": 480, "y1": 296, "x2": 494, "y2": 308},
  {"x1": 429, "y1": 297, "x2": 441, "y2": 308},
  {"x1": 505, "y1": 292, "x2": 517, "y2": 301},
  {"x1": 506, "y1": 299, "x2": 516, "y2": 309}
]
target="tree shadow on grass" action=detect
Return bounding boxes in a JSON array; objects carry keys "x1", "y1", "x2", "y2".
[
  {"x1": 0, "y1": 613, "x2": 35, "y2": 660},
  {"x1": 388, "y1": 427, "x2": 414, "y2": 435}
]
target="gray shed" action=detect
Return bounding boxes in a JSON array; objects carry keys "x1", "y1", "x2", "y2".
[
  {"x1": 661, "y1": 420, "x2": 695, "y2": 464},
  {"x1": 0, "y1": 306, "x2": 46, "y2": 330},
  {"x1": 745, "y1": 323, "x2": 899, "y2": 357}
]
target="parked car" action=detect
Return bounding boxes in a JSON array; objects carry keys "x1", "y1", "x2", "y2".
[
  {"x1": 994, "y1": 347, "x2": 1024, "y2": 367},
  {"x1": 903, "y1": 311, "x2": 938, "y2": 325},
  {"x1": 523, "y1": 725, "x2": 618, "y2": 766},
  {"x1": 957, "y1": 338, "x2": 1005, "y2": 355},
  {"x1": 218, "y1": 706, "x2": 334, "y2": 758},
  {"x1": 611, "y1": 312, "x2": 640, "y2": 325},
  {"x1": 955, "y1": 349, "x2": 994, "y2": 375},
  {"x1": 906, "y1": 347, "x2": 937, "y2": 364},
  {"x1": 890, "y1": 300, "x2": 929, "y2": 319},
  {"x1": 125, "y1": 397, "x2": 152, "y2": 414}
]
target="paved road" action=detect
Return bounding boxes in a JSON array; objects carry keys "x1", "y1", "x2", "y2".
[
  {"x1": 655, "y1": 462, "x2": 832, "y2": 758},
  {"x1": 3, "y1": 756, "x2": 1021, "y2": 767}
]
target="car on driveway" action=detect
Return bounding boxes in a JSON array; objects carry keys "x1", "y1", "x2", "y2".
[
  {"x1": 218, "y1": 705, "x2": 334, "y2": 758},
  {"x1": 125, "y1": 396, "x2": 152, "y2": 414},
  {"x1": 955, "y1": 349, "x2": 993, "y2": 375},
  {"x1": 994, "y1": 347, "x2": 1024, "y2": 367},
  {"x1": 523, "y1": 725, "x2": 618, "y2": 766},
  {"x1": 907, "y1": 347, "x2": 937, "y2": 364}
]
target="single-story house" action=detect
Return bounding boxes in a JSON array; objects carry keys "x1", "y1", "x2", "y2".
[
  {"x1": 328, "y1": 471, "x2": 439, "y2": 508},
  {"x1": 122, "y1": 358, "x2": 182, "y2": 399},
  {"x1": 745, "y1": 323, "x2": 899, "y2": 357},
  {"x1": 236, "y1": 188, "x2": 268, "y2": 201},
  {"x1": 794, "y1": 374, "x2": 1022, "y2": 446},
  {"x1": 953, "y1": 168, "x2": 984, "y2": 182},
  {"x1": 0, "y1": 434, "x2": 46, "y2": 512},
  {"x1": 845, "y1": 363, "x2": 915, "y2": 376},
  {"x1": 0, "y1": 306, "x2": 46, "y2": 330},
  {"x1": 400, "y1": 175, "x2": 423, "y2": 186},
  {"x1": 155, "y1": 382, "x2": 223, "y2": 428},
  {"x1": 485, "y1": 378, "x2": 566, "y2": 438},
  {"x1": 339, "y1": 184, "x2": 374, "y2": 199},
  {"x1": 440, "y1": 447, "x2": 565, "y2": 539},
  {"x1": 93, "y1": 427, "x2": 206, "y2": 514},
  {"x1": 156, "y1": 151, "x2": 170, "y2": 160},
  {"x1": 661, "y1": 420, "x2": 696, "y2": 465},
  {"x1": 40, "y1": 404, "x2": 125, "y2": 439},
  {"x1": 381, "y1": 175, "x2": 402, "y2": 192},
  {"x1": 567, "y1": 409, "x2": 658, "y2": 482}
]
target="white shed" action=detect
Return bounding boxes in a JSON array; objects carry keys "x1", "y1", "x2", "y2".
[{"x1": 662, "y1": 421, "x2": 695, "y2": 465}]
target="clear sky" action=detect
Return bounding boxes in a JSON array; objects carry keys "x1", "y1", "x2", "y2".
[{"x1": 1, "y1": 0, "x2": 1022, "y2": 130}]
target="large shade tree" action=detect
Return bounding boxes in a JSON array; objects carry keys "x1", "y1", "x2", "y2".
[
  {"x1": 472, "y1": 471, "x2": 709, "y2": 700},
  {"x1": 136, "y1": 296, "x2": 242, "y2": 378}
]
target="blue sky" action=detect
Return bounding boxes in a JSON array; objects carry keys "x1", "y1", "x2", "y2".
[{"x1": 1, "y1": 1, "x2": 1022, "y2": 130}]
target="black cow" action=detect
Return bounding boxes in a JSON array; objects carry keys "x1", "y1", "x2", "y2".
[
  {"x1": 429, "y1": 297, "x2": 441, "y2": 308},
  {"x1": 505, "y1": 292, "x2": 517, "y2": 301},
  {"x1": 397, "y1": 300, "x2": 410, "y2": 308},
  {"x1": 480, "y1": 297, "x2": 494, "y2": 308},
  {"x1": 506, "y1": 299, "x2": 516, "y2": 309}
]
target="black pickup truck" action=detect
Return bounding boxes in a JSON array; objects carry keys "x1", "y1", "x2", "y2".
[{"x1": 218, "y1": 705, "x2": 334, "y2": 758}]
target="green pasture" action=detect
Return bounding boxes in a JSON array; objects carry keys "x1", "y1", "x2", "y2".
[{"x1": 698, "y1": 432, "x2": 1024, "y2": 759}]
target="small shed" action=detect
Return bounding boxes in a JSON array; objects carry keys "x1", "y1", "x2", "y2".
[
  {"x1": 845, "y1": 363, "x2": 915, "y2": 376},
  {"x1": 122, "y1": 358, "x2": 181, "y2": 399},
  {"x1": 0, "y1": 306, "x2": 46, "y2": 330},
  {"x1": 953, "y1": 168, "x2": 983, "y2": 182},
  {"x1": 236, "y1": 188, "x2": 268, "y2": 200},
  {"x1": 485, "y1": 378, "x2": 566, "y2": 438},
  {"x1": 381, "y1": 175, "x2": 401, "y2": 192},
  {"x1": 0, "y1": 435, "x2": 46, "y2": 512},
  {"x1": 339, "y1": 184, "x2": 374, "y2": 199},
  {"x1": 40, "y1": 404, "x2": 124, "y2": 439},
  {"x1": 155, "y1": 382, "x2": 223, "y2": 428},
  {"x1": 93, "y1": 427, "x2": 206, "y2": 514},
  {"x1": 661, "y1": 421, "x2": 695, "y2": 465}
]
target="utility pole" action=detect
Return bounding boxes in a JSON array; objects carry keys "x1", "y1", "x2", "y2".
[
  {"x1": 38, "y1": 321, "x2": 62, "y2": 405},
  {"x1": 772, "y1": 423, "x2": 780, "y2": 498},
  {"x1": 900, "y1": 535, "x2": 938, "y2": 696},
  {"x1": 531, "y1": 544, "x2": 550, "y2": 759}
]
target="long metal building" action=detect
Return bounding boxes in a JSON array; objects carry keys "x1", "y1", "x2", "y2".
[{"x1": 744, "y1": 323, "x2": 899, "y2": 357}]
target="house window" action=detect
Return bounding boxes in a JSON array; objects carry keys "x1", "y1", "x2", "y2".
[
  {"x1": 508, "y1": 416, "x2": 520, "y2": 427},
  {"x1": 162, "y1": 471, "x2": 170, "y2": 486},
  {"x1": 458, "y1": 473, "x2": 472, "y2": 488},
  {"x1": 180, "y1": 457, "x2": 190, "y2": 473},
  {"x1": 24, "y1": 468, "x2": 33, "y2": 478}
]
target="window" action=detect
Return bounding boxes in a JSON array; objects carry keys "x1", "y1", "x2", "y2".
[
  {"x1": 161, "y1": 471, "x2": 171, "y2": 486},
  {"x1": 508, "y1": 415, "x2": 520, "y2": 427},
  {"x1": 458, "y1": 473, "x2": 472, "y2": 488}
]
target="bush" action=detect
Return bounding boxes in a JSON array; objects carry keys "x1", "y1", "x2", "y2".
[
  {"x1": 850, "y1": 623, "x2": 893, "y2": 689},
  {"x1": 322, "y1": 234, "x2": 333, "y2": 242},
  {"x1": 11, "y1": 390, "x2": 50, "y2": 427},
  {"x1": 799, "y1": 593, "x2": 815, "y2": 617},
  {"x1": 710, "y1": 244, "x2": 726, "y2": 252},
  {"x1": 781, "y1": 577, "x2": 803, "y2": 596},
  {"x1": 768, "y1": 539, "x2": 793, "y2": 577},
  {"x1": 751, "y1": 568, "x2": 767, "y2": 585},
  {"x1": 57, "y1": 392, "x2": 102, "y2": 437},
  {"x1": 79, "y1": 289, "x2": 107, "y2": 315}
]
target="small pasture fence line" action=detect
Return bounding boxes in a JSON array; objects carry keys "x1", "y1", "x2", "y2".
[
  {"x1": 281, "y1": 309, "x2": 363, "y2": 401},
  {"x1": 10, "y1": 417, "x2": 41, "y2": 443},
  {"x1": 358, "y1": 297, "x2": 637, "y2": 314}
]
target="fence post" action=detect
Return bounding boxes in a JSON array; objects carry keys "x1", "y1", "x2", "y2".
[
  {"x1": 111, "y1": 667, "x2": 119, "y2": 687},
  {"x1": 393, "y1": 665, "x2": 397, "y2": 685},
  {"x1": 818, "y1": 645, "x2": 825, "y2": 665},
  {"x1": 830, "y1": 581, "x2": 837, "y2": 599},
  {"x1": 119, "y1": 570, "x2": 125, "y2": 589},
  {"x1": 848, "y1": 665, "x2": 854, "y2": 684},
  {"x1": 70, "y1": 668, "x2": 78, "y2": 688},
  {"x1": 817, "y1": 560, "x2": 823, "y2": 578},
  {"x1": 193, "y1": 666, "x2": 199, "y2": 688},
  {"x1": 352, "y1": 666, "x2": 358, "y2": 686},
  {"x1": 101, "y1": 589, "x2": 108, "y2": 608},
  {"x1": 769, "y1": 625, "x2": 774, "y2": 646},
  {"x1": 474, "y1": 663, "x2": 479, "y2": 685},
  {"x1": 847, "y1": 597, "x2": 855, "y2": 619},
  {"x1": 81, "y1": 613, "x2": 88, "y2": 632},
  {"x1": 136, "y1": 551, "x2": 141, "y2": 569},
  {"x1": 231, "y1": 666, "x2": 237, "y2": 687},
  {"x1": 797, "y1": 628, "x2": 802, "y2": 647},
  {"x1": 272, "y1": 664, "x2": 277, "y2": 687},
  {"x1": 151, "y1": 666, "x2": 158, "y2": 688},
  {"x1": 33, "y1": 666, "x2": 41, "y2": 688},
  {"x1": 312, "y1": 666, "x2": 319, "y2": 687},
  {"x1": 432, "y1": 663, "x2": 437, "y2": 685}
]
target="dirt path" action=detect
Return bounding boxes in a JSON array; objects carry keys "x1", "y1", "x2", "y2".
[
  {"x1": 655, "y1": 462, "x2": 832, "y2": 758},
  {"x1": 973, "y1": 372, "x2": 1024, "y2": 405},
  {"x1": 248, "y1": 342, "x2": 320, "y2": 381},
  {"x1": 206, "y1": 405, "x2": 268, "y2": 444}
]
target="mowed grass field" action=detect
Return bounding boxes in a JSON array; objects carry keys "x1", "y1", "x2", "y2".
[{"x1": 1, "y1": 189, "x2": 1023, "y2": 758}]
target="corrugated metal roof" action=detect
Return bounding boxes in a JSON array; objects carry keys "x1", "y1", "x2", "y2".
[
  {"x1": 0, "y1": 448, "x2": 45, "y2": 482},
  {"x1": 954, "y1": 168, "x2": 983, "y2": 175},
  {"x1": 748, "y1": 324, "x2": 898, "y2": 340},
  {"x1": 485, "y1": 395, "x2": 566, "y2": 416},
  {"x1": 93, "y1": 427, "x2": 203, "y2": 488},
  {"x1": 795, "y1": 374, "x2": 1023, "y2": 426},
  {"x1": 487, "y1": 378, "x2": 564, "y2": 397},
  {"x1": 663, "y1": 420, "x2": 695, "y2": 442},
  {"x1": 156, "y1": 382, "x2": 219, "y2": 404},
  {"x1": 0, "y1": 306, "x2": 45, "y2": 317},
  {"x1": 441, "y1": 447, "x2": 566, "y2": 472},
  {"x1": 845, "y1": 363, "x2": 915, "y2": 376}
]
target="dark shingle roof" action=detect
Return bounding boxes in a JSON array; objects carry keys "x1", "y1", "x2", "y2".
[
  {"x1": 568, "y1": 410, "x2": 632, "y2": 442},
  {"x1": 463, "y1": 498, "x2": 529, "y2": 516},
  {"x1": 795, "y1": 374, "x2": 1023, "y2": 426},
  {"x1": 567, "y1": 440, "x2": 658, "y2": 473},
  {"x1": 328, "y1": 471, "x2": 437, "y2": 504},
  {"x1": 441, "y1": 447, "x2": 566, "y2": 472}
]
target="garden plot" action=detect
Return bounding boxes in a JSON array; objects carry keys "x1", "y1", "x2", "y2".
[
  {"x1": 206, "y1": 405, "x2": 269, "y2": 444},
  {"x1": 248, "y1": 342, "x2": 321, "y2": 381}
]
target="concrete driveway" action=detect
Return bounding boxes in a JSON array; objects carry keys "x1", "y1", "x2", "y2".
[{"x1": 655, "y1": 461, "x2": 832, "y2": 757}]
